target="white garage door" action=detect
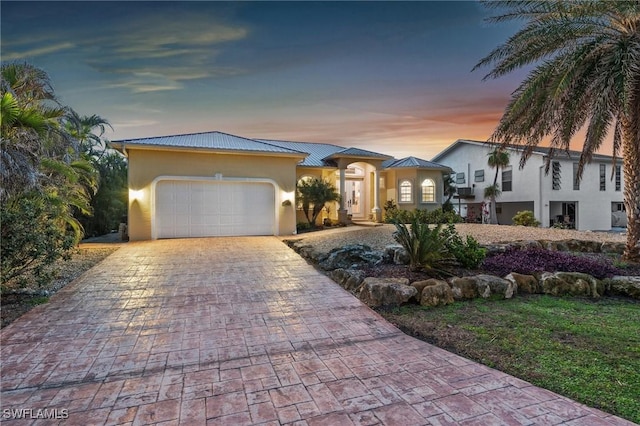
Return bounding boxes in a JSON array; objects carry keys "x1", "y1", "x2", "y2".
[{"x1": 155, "y1": 180, "x2": 275, "y2": 238}]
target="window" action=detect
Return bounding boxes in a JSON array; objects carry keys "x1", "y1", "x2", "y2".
[
  {"x1": 552, "y1": 161, "x2": 561, "y2": 190},
  {"x1": 399, "y1": 179, "x2": 413, "y2": 203},
  {"x1": 456, "y1": 172, "x2": 465, "y2": 185},
  {"x1": 573, "y1": 163, "x2": 580, "y2": 190},
  {"x1": 474, "y1": 169, "x2": 485, "y2": 182},
  {"x1": 600, "y1": 164, "x2": 606, "y2": 191},
  {"x1": 421, "y1": 179, "x2": 435, "y2": 202},
  {"x1": 615, "y1": 165, "x2": 621, "y2": 191},
  {"x1": 501, "y1": 168, "x2": 512, "y2": 192}
]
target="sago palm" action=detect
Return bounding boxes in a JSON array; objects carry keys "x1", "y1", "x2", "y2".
[{"x1": 474, "y1": 0, "x2": 640, "y2": 262}]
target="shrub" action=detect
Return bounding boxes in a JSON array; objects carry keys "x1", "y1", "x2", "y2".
[
  {"x1": 1, "y1": 193, "x2": 75, "y2": 291},
  {"x1": 424, "y1": 208, "x2": 463, "y2": 224},
  {"x1": 482, "y1": 248, "x2": 619, "y2": 278},
  {"x1": 512, "y1": 210, "x2": 540, "y2": 227},
  {"x1": 385, "y1": 206, "x2": 462, "y2": 225},
  {"x1": 392, "y1": 213, "x2": 453, "y2": 272},
  {"x1": 442, "y1": 224, "x2": 486, "y2": 269},
  {"x1": 296, "y1": 222, "x2": 313, "y2": 233}
]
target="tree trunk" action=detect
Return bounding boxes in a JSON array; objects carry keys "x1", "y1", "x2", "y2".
[
  {"x1": 621, "y1": 84, "x2": 640, "y2": 263},
  {"x1": 489, "y1": 195, "x2": 498, "y2": 224},
  {"x1": 490, "y1": 168, "x2": 499, "y2": 224}
]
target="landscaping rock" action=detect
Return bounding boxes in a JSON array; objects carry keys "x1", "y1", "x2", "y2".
[
  {"x1": 328, "y1": 268, "x2": 365, "y2": 293},
  {"x1": 359, "y1": 277, "x2": 415, "y2": 308},
  {"x1": 539, "y1": 272, "x2": 603, "y2": 297},
  {"x1": 319, "y1": 244, "x2": 383, "y2": 271},
  {"x1": 383, "y1": 244, "x2": 409, "y2": 265},
  {"x1": 565, "y1": 239, "x2": 601, "y2": 253},
  {"x1": 419, "y1": 279, "x2": 454, "y2": 307},
  {"x1": 601, "y1": 242, "x2": 625, "y2": 255},
  {"x1": 604, "y1": 276, "x2": 640, "y2": 299},
  {"x1": 505, "y1": 272, "x2": 540, "y2": 294},
  {"x1": 519, "y1": 240, "x2": 543, "y2": 250},
  {"x1": 473, "y1": 274, "x2": 516, "y2": 299},
  {"x1": 448, "y1": 277, "x2": 479, "y2": 300},
  {"x1": 482, "y1": 244, "x2": 508, "y2": 256},
  {"x1": 411, "y1": 280, "x2": 433, "y2": 300}
]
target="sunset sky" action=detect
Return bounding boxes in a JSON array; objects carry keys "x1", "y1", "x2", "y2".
[{"x1": 2, "y1": 1, "x2": 531, "y2": 159}]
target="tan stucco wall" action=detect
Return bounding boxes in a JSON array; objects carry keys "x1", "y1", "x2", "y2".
[
  {"x1": 127, "y1": 148, "x2": 300, "y2": 240},
  {"x1": 384, "y1": 169, "x2": 445, "y2": 215}
]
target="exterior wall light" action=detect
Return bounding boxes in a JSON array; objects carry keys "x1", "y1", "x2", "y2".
[{"x1": 129, "y1": 189, "x2": 145, "y2": 201}]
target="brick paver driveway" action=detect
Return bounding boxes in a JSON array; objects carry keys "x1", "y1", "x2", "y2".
[{"x1": 1, "y1": 237, "x2": 633, "y2": 425}]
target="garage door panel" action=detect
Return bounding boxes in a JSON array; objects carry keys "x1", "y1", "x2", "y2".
[{"x1": 155, "y1": 180, "x2": 275, "y2": 239}]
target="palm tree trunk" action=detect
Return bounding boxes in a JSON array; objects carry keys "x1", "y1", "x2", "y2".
[
  {"x1": 490, "y1": 168, "x2": 499, "y2": 224},
  {"x1": 621, "y1": 83, "x2": 640, "y2": 262}
]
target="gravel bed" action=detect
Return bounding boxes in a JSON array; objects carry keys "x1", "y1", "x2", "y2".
[{"x1": 288, "y1": 223, "x2": 627, "y2": 255}]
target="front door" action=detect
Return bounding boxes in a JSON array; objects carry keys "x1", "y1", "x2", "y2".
[{"x1": 344, "y1": 179, "x2": 363, "y2": 218}]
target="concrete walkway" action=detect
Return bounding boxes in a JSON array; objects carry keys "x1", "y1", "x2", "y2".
[{"x1": 1, "y1": 238, "x2": 633, "y2": 425}]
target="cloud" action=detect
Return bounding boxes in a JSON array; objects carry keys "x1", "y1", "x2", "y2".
[
  {"x1": 106, "y1": 72, "x2": 184, "y2": 94},
  {"x1": 2, "y1": 42, "x2": 75, "y2": 61},
  {"x1": 81, "y1": 13, "x2": 250, "y2": 94}
]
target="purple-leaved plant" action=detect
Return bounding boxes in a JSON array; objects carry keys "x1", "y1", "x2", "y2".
[{"x1": 482, "y1": 248, "x2": 620, "y2": 279}]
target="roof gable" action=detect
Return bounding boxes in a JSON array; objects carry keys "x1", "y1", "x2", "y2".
[
  {"x1": 325, "y1": 147, "x2": 393, "y2": 160},
  {"x1": 257, "y1": 139, "x2": 343, "y2": 167},
  {"x1": 383, "y1": 156, "x2": 451, "y2": 171}
]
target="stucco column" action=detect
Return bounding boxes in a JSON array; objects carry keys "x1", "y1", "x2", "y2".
[
  {"x1": 338, "y1": 167, "x2": 349, "y2": 224},
  {"x1": 372, "y1": 169, "x2": 382, "y2": 222}
]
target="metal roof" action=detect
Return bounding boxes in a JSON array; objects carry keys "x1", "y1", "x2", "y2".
[
  {"x1": 114, "y1": 131, "x2": 306, "y2": 155},
  {"x1": 432, "y1": 139, "x2": 618, "y2": 163},
  {"x1": 325, "y1": 147, "x2": 393, "y2": 160},
  {"x1": 383, "y1": 156, "x2": 452, "y2": 171},
  {"x1": 257, "y1": 139, "x2": 343, "y2": 167}
]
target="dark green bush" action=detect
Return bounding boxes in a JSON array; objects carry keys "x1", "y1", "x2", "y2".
[
  {"x1": 442, "y1": 224, "x2": 486, "y2": 269},
  {"x1": 385, "y1": 206, "x2": 462, "y2": 225},
  {"x1": 1, "y1": 193, "x2": 75, "y2": 291}
]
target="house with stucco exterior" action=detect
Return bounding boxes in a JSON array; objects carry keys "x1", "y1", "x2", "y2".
[
  {"x1": 432, "y1": 139, "x2": 627, "y2": 231},
  {"x1": 113, "y1": 131, "x2": 451, "y2": 241}
]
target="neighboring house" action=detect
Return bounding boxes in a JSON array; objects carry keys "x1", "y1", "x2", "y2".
[
  {"x1": 113, "y1": 131, "x2": 451, "y2": 241},
  {"x1": 432, "y1": 139, "x2": 627, "y2": 231}
]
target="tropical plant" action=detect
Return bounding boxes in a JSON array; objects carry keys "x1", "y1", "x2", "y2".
[
  {"x1": 484, "y1": 147, "x2": 510, "y2": 224},
  {"x1": 442, "y1": 174, "x2": 457, "y2": 213},
  {"x1": 441, "y1": 224, "x2": 487, "y2": 269},
  {"x1": 64, "y1": 110, "x2": 112, "y2": 158},
  {"x1": 1, "y1": 62, "x2": 67, "y2": 200},
  {"x1": 474, "y1": 0, "x2": 640, "y2": 262},
  {"x1": 79, "y1": 151, "x2": 128, "y2": 237},
  {"x1": 297, "y1": 178, "x2": 340, "y2": 226},
  {"x1": 0, "y1": 62, "x2": 108, "y2": 288},
  {"x1": 512, "y1": 210, "x2": 541, "y2": 227},
  {"x1": 392, "y1": 212, "x2": 454, "y2": 272}
]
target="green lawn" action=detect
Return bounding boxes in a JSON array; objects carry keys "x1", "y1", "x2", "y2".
[{"x1": 380, "y1": 295, "x2": 640, "y2": 423}]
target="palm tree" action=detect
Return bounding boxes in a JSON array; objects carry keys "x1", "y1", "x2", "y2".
[
  {"x1": 64, "y1": 110, "x2": 112, "y2": 158},
  {"x1": 442, "y1": 174, "x2": 457, "y2": 212},
  {"x1": 1, "y1": 62, "x2": 67, "y2": 200},
  {"x1": 474, "y1": 1, "x2": 640, "y2": 262},
  {"x1": 297, "y1": 178, "x2": 340, "y2": 226},
  {"x1": 485, "y1": 147, "x2": 510, "y2": 224}
]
